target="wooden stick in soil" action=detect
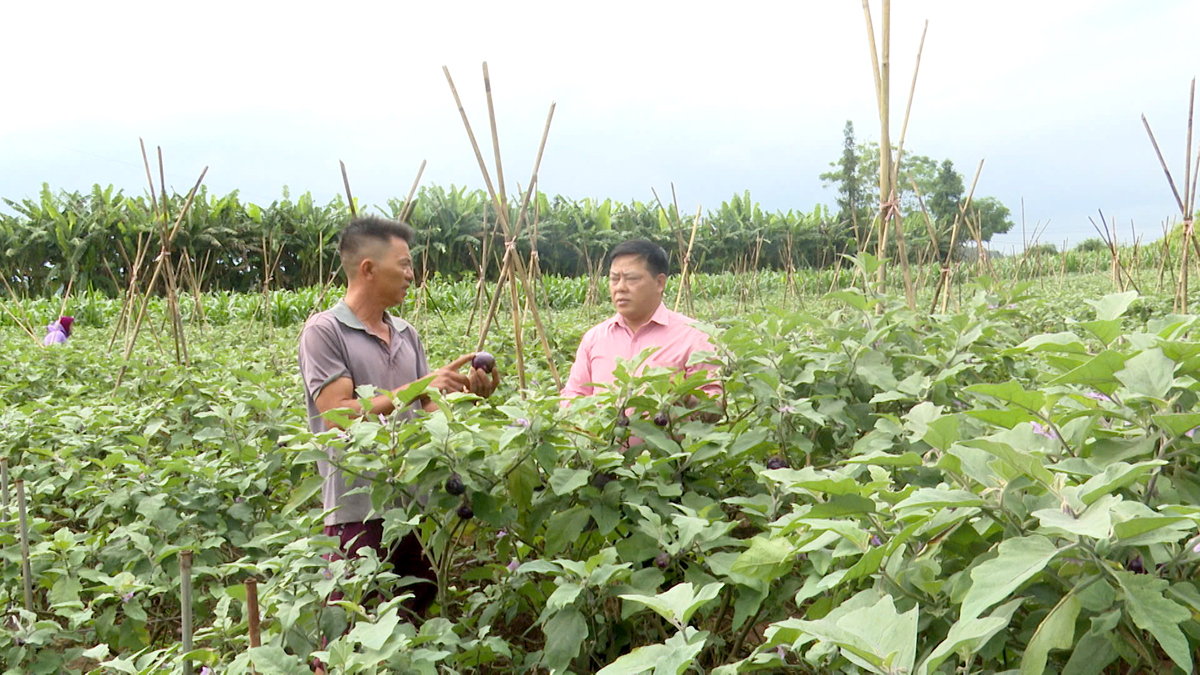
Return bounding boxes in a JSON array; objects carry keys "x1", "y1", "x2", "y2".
[
  {"x1": 246, "y1": 578, "x2": 261, "y2": 648},
  {"x1": 17, "y1": 480, "x2": 34, "y2": 613},
  {"x1": 339, "y1": 160, "x2": 357, "y2": 216},
  {"x1": 0, "y1": 274, "x2": 40, "y2": 342},
  {"x1": 0, "y1": 458, "x2": 8, "y2": 521},
  {"x1": 115, "y1": 167, "x2": 207, "y2": 388},
  {"x1": 445, "y1": 66, "x2": 561, "y2": 385},
  {"x1": 932, "y1": 159, "x2": 983, "y2": 313},
  {"x1": 674, "y1": 205, "x2": 703, "y2": 312},
  {"x1": 888, "y1": 19, "x2": 929, "y2": 190},
  {"x1": 399, "y1": 160, "x2": 428, "y2": 223},
  {"x1": 862, "y1": 0, "x2": 894, "y2": 292},
  {"x1": 180, "y1": 551, "x2": 194, "y2": 675},
  {"x1": 483, "y1": 62, "x2": 508, "y2": 208}
]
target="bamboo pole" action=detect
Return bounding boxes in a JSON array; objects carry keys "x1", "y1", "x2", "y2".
[
  {"x1": 246, "y1": 578, "x2": 261, "y2": 649},
  {"x1": 0, "y1": 458, "x2": 8, "y2": 521},
  {"x1": 17, "y1": 480, "x2": 33, "y2": 613},
  {"x1": 674, "y1": 206, "x2": 703, "y2": 312},
  {"x1": 444, "y1": 65, "x2": 561, "y2": 388},
  {"x1": 932, "y1": 159, "x2": 984, "y2": 313},
  {"x1": 399, "y1": 160, "x2": 427, "y2": 224},
  {"x1": 115, "y1": 167, "x2": 208, "y2": 388},
  {"x1": 180, "y1": 551, "x2": 194, "y2": 675},
  {"x1": 340, "y1": 161, "x2": 357, "y2": 217}
]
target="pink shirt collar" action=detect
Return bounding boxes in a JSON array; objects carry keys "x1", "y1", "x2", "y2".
[{"x1": 604, "y1": 302, "x2": 672, "y2": 332}]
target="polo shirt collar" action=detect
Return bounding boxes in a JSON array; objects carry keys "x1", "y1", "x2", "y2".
[
  {"x1": 332, "y1": 299, "x2": 408, "y2": 335},
  {"x1": 610, "y1": 302, "x2": 671, "y2": 331}
]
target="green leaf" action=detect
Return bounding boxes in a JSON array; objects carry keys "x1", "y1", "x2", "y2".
[
  {"x1": 282, "y1": 475, "x2": 324, "y2": 515},
  {"x1": 548, "y1": 467, "x2": 591, "y2": 496},
  {"x1": 893, "y1": 488, "x2": 984, "y2": 513},
  {"x1": 1114, "y1": 348, "x2": 1175, "y2": 399},
  {"x1": 1049, "y1": 350, "x2": 1129, "y2": 388},
  {"x1": 346, "y1": 608, "x2": 401, "y2": 651},
  {"x1": 729, "y1": 537, "x2": 796, "y2": 582},
  {"x1": 540, "y1": 606, "x2": 588, "y2": 673},
  {"x1": 1073, "y1": 460, "x2": 1165, "y2": 505},
  {"x1": 596, "y1": 630, "x2": 706, "y2": 675},
  {"x1": 965, "y1": 382, "x2": 1045, "y2": 412},
  {"x1": 545, "y1": 506, "x2": 591, "y2": 557},
  {"x1": 1013, "y1": 332, "x2": 1088, "y2": 354},
  {"x1": 1032, "y1": 494, "x2": 1118, "y2": 539},
  {"x1": 620, "y1": 582, "x2": 724, "y2": 627},
  {"x1": 1115, "y1": 571, "x2": 1193, "y2": 672},
  {"x1": 1086, "y1": 290, "x2": 1138, "y2": 321},
  {"x1": 1020, "y1": 591, "x2": 1081, "y2": 675},
  {"x1": 1080, "y1": 319, "x2": 1122, "y2": 346},
  {"x1": 960, "y1": 535, "x2": 1062, "y2": 620},
  {"x1": 919, "y1": 600, "x2": 1021, "y2": 675},
  {"x1": 1151, "y1": 412, "x2": 1200, "y2": 438},
  {"x1": 965, "y1": 438, "x2": 1056, "y2": 488}
]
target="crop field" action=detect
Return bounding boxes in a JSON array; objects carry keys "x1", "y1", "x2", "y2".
[{"x1": 4, "y1": 263, "x2": 1200, "y2": 675}]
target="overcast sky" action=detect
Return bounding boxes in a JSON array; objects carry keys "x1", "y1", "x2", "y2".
[{"x1": 1, "y1": 1, "x2": 1196, "y2": 252}]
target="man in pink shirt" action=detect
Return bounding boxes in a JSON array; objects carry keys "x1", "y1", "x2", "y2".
[{"x1": 561, "y1": 239, "x2": 721, "y2": 402}]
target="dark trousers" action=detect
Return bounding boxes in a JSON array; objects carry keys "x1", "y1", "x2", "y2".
[{"x1": 323, "y1": 519, "x2": 437, "y2": 615}]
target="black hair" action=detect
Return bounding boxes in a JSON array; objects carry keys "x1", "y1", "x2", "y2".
[
  {"x1": 609, "y1": 239, "x2": 669, "y2": 276},
  {"x1": 338, "y1": 216, "x2": 415, "y2": 272}
]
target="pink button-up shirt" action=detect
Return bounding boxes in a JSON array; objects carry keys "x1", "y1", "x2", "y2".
[{"x1": 561, "y1": 303, "x2": 720, "y2": 399}]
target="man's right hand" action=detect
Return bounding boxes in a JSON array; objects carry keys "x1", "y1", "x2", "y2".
[{"x1": 428, "y1": 354, "x2": 474, "y2": 395}]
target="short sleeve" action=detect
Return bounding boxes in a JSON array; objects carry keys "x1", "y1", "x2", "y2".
[
  {"x1": 410, "y1": 326, "x2": 431, "y2": 379},
  {"x1": 298, "y1": 319, "x2": 350, "y2": 400},
  {"x1": 560, "y1": 330, "x2": 596, "y2": 400}
]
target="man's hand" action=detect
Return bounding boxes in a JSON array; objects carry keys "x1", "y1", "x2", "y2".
[{"x1": 429, "y1": 353, "x2": 500, "y2": 398}]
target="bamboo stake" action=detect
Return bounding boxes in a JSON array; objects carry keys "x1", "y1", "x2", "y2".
[
  {"x1": 674, "y1": 206, "x2": 703, "y2": 312},
  {"x1": 483, "y1": 63, "x2": 508, "y2": 209},
  {"x1": 445, "y1": 65, "x2": 561, "y2": 387},
  {"x1": 399, "y1": 160, "x2": 428, "y2": 223},
  {"x1": 932, "y1": 159, "x2": 984, "y2": 313},
  {"x1": 0, "y1": 458, "x2": 8, "y2": 521},
  {"x1": 115, "y1": 167, "x2": 208, "y2": 388},
  {"x1": 246, "y1": 578, "x2": 261, "y2": 649},
  {"x1": 17, "y1": 480, "x2": 33, "y2": 613},
  {"x1": 181, "y1": 551, "x2": 194, "y2": 675},
  {"x1": 0, "y1": 274, "x2": 40, "y2": 342},
  {"x1": 339, "y1": 161, "x2": 357, "y2": 217}
]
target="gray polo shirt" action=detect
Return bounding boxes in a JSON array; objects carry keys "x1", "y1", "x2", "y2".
[{"x1": 298, "y1": 300, "x2": 430, "y2": 526}]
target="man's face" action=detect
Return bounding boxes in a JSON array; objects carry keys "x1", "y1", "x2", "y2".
[
  {"x1": 608, "y1": 254, "x2": 665, "y2": 321},
  {"x1": 367, "y1": 237, "x2": 415, "y2": 308}
]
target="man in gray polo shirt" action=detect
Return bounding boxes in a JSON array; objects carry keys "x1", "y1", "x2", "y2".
[{"x1": 298, "y1": 215, "x2": 497, "y2": 616}]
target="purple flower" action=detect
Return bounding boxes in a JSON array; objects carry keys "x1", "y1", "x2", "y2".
[
  {"x1": 776, "y1": 645, "x2": 787, "y2": 660},
  {"x1": 516, "y1": 418, "x2": 530, "y2": 428},
  {"x1": 869, "y1": 534, "x2": 883, "y2": 547},
  {"x1": 1084, "y1": 391, "x2": 1112, "y2": 403},
  {"x1": 779, "y1": 405, "x2": 796, "y2": 415},
  {"x1": 201, "y1": 667, "x2": 213, "y2": 675},
  {"x1": 496, "y1": 530, "x2": 507, "y2": 539},
  {"x1": 1192, "y1": 537, "x2": 1200, "y2": 554},
  {"x1": 234, "y1": 497, "x2": 244, "y2": 503},
  {"x1": 378, "y1": 414, "x2": 387, "y2": 426},
  {"x1": 1030, "y1": 421, "x2": 1055, "y2": 439},
  {"x1": 122, "y1": 591, "x2": 134, "y2": 603},
  {"x1": 507, "y1": 559, "x2": 519, "y2": 573},
  {"x1": 323, "y1": 567, "x2": 333, "y2": 580},
  {"x1": 1187, "y1": 427, "x2": 1198, "y2": 440}
]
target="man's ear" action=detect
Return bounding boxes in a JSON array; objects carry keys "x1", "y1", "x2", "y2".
[
  {"x1": 655, "y1": 274, "x2": 667, "y2": 293},
  {"x1": 359, "y1": 257, "x2": 375, "y2": 280}
]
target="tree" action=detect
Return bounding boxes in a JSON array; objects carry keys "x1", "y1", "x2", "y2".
[
  {"x1": 927, "y1": 159, "x2": 964, "y2": 230},
  {"x1": 970, "y1": 197, "x2": 1014, "y2": 242},
  {"x1": 824, "y1": 121, "x2": 863, "y2": 233}
]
